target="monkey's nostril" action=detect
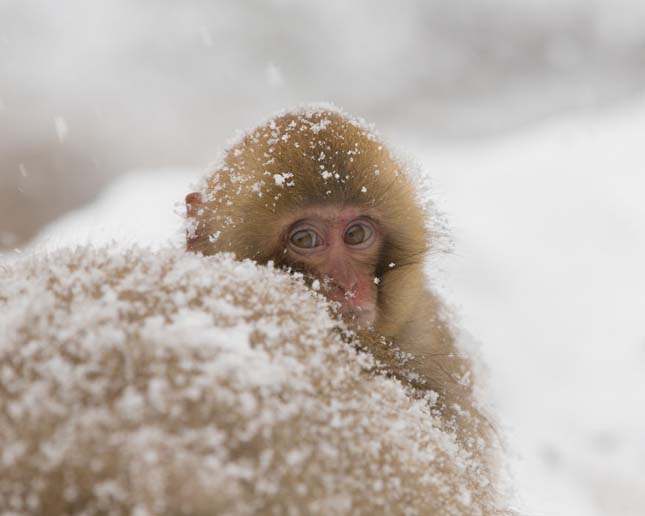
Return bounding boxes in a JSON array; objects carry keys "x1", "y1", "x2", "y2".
[
  {"x1": 319, "y1": 281, "x2": 353, "y2": 304},
  {"x1": 343, "y1": 288, "x2": 357, "y2": 299}
]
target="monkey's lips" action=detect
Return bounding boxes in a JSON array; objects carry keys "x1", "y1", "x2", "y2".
[
  {"x1": 315, "y1": 279, "x2": 377, "y2": 327},
  {"x1": 328, "y1": 293, "x2": 377, "y2": 327}
]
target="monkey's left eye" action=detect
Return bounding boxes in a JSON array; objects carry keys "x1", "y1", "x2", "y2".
[
  {"x1": 344, "y1": 222, "x2": 373, "y2": 246},
  {"x1": 289, "y1": 229, "x2": 322, "y2": 249}
]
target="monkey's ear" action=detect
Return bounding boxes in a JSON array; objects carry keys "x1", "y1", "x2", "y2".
[
  {"x1": 185, "y1": 192, "x2": 203, "y2": 251},
  {"x1": 185, "y1": 192, "x2": 202, "y2": 215}
]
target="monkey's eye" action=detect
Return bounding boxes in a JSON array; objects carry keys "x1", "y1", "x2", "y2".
[
  {"x1": 344, "y1": 222, "x2": 373, "y2": 246},
  {"x1": 289, "y1": 229, "x2": 322, "y2": 249}
]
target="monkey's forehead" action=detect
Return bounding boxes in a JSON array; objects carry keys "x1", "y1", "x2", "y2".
[{"x1": 275, "y1": 204, "x2": 382, "y2": 228}]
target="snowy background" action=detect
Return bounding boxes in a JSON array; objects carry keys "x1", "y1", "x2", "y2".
[{"x1": 2, "y1": 1, "x2": 645, "y2": 515}]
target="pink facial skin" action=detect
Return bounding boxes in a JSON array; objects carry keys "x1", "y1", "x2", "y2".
[{"x1": 283, "y1": 206, "x2": 381, "y2": 327}]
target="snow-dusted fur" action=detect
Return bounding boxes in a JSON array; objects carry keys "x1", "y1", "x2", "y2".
[{"x1": 0, "y1": 247, "x2": 504, "y2": 515}]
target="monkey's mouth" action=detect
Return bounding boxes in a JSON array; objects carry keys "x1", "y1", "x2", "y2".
[
  {"x1": 341, "y1": 307, "x2": 376, "y2": 328},
  {"x1": 308, "y1": 276, "x2": 377, "y2": 327},
  {"x1": 335, "y1": 301, "x2": 377, "y2": 328}
]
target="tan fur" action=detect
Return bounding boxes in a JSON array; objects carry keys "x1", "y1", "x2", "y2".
[{"x1": 0, "y1": 247, "x2": 510, "y2": 515}]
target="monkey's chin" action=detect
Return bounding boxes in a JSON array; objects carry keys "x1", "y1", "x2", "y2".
[{"x1": 338, "y1": 304, "x2": 377, "y2": 330}]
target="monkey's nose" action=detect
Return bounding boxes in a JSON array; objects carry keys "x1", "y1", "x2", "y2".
[
  {"x1": 320, "y1": 279, "x2": 354, "y2": 303},
  {"x1": 332, "y1": 278, "x2": 357, "y2": 296},
  {"x1": 330, "y1": 283, "x2": 361, "y2": 307},
  {"x1": 341, "y1": 285, "x2": 358, "y2": 299}
]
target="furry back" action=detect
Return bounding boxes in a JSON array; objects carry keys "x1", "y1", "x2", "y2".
[{"x1": 0, "y1": 247, "x2": 501, "y2": 515}]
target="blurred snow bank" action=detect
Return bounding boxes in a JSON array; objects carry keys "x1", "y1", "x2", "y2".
[
  {"x1": 32, "y1": 169, "x2": 202, "y2": 252},
  {"x1": 421, "y1": 98, "x2": 645, "y2": 515}
]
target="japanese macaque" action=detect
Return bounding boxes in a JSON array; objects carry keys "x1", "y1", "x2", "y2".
[
  {"x1": 185, "y1": 108, "x2": 427, "y2": 340},
  {"x1": 185, "y1": 105, "x2": 497, "y2": 462}
]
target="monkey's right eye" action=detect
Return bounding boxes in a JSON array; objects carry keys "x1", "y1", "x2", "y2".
[{"x1": 289, "y1": 229, "x2": 321, "y2": 249}]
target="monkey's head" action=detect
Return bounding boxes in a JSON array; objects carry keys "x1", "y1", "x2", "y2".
[{"x1": 186, "y1": 105, "x2": 429, "y2": 336}]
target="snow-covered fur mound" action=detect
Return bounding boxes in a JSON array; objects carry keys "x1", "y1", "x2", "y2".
[{"x1": 0, "y1": 247, "x2": 499, "y2": 515}]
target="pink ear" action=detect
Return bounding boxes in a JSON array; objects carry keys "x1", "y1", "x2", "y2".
[
  {"x1": 185, "y1": 191, "x2": 202, "y2": 205},
  {"x1": 185, "y1": 192, "x2": 202, "y2": 217}
]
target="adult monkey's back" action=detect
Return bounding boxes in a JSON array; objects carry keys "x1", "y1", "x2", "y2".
[
  {"x1": 186, "y1": 104, "x2": 506, "y2": 507},
  {"x1": 0, "y1": 247, "x2": 506, "y2": 515}
]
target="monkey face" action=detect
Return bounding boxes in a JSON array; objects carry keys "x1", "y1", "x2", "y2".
[
  {"x1": 280, "y1": 205, "x2": 381, "y2": 327},
  {"x1": 186, "y1": 108, "x2": 430, "y2": 337}
]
